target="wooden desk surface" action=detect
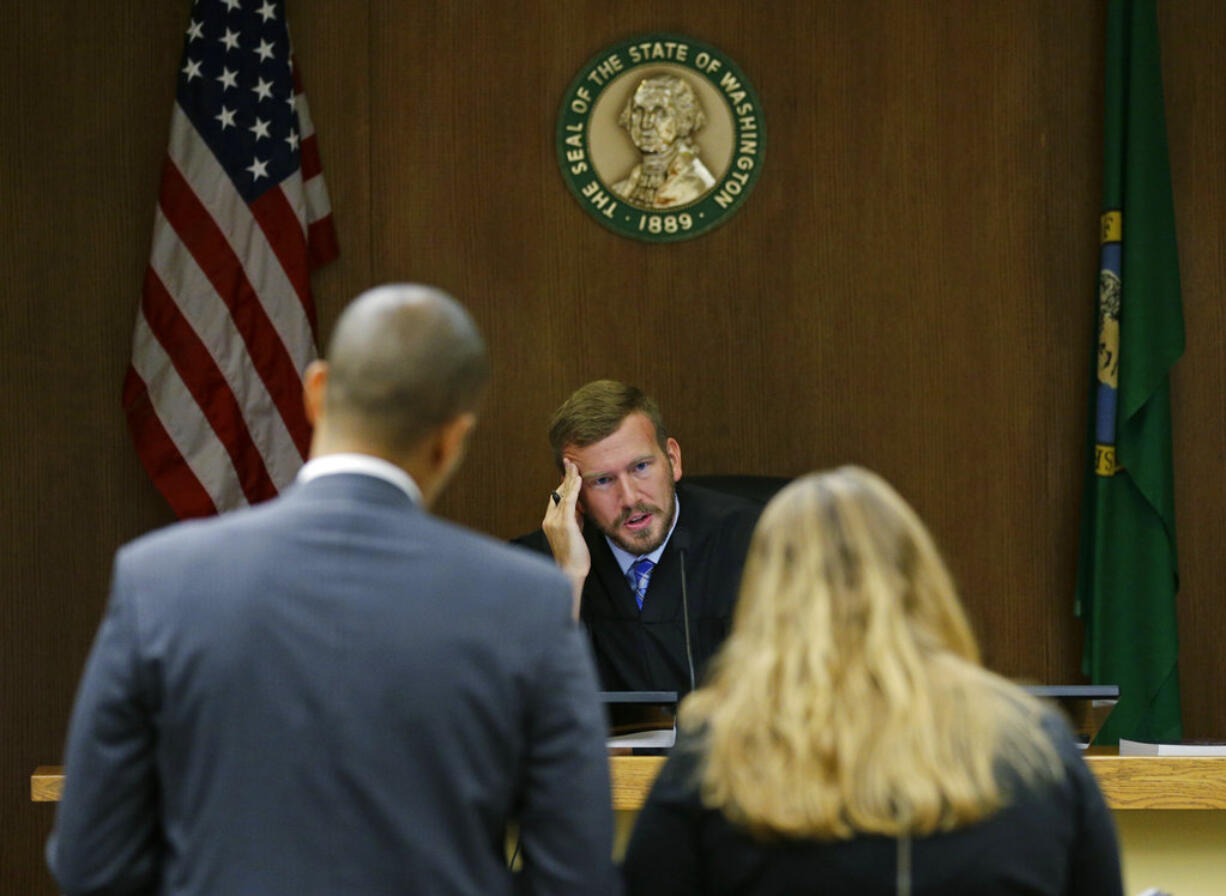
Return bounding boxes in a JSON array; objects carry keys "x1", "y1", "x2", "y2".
[
  {"x1": 31, "y1": 766, "x2": 62, "y2": 803},
  {"x1": 34, "y1": 753, "x2": 1226, "y2": 810}
]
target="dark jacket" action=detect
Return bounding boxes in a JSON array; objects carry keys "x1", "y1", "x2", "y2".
[
  {"x1": 623, "y1": 717, "x2": 1124, "y2": 896},
  {"x1": 514, "y1": 480, "x2": 762, "y2": 694}
]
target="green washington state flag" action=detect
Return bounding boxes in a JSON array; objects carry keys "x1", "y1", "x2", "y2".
[{"x1": 1075, "y1": 0, "x2": 1184, "y2": 745}]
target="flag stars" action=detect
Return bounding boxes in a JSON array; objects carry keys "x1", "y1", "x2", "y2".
[
  {"x1": 249, "y1": 118, "x2": 271, "y2": 141},
  {"x1": 219, "y1": 28, "x2": 241, "y2": 51},
  {"x1": 215, "y1": 106, "x2": 237, "y2": 130},
  {"x1": 252, "y1": 77, "x2": 274, "y2": 101},
  {"x1": 254, "y1": 38, "x2": 275, "y2": 62},
  {"x1": 186, "y1": 19, "x2": 204, "y2": 42},
  {"x1": 286, "y1": 130, "x2": 299, "y2": 150},
  {"x1": 182, "y1": 58, "x2": 204, "y2": 81},
  {"x1": 247, "y1": 157, "x2": 269, "y2": 181},
  {"x1": 221, "y1": 0, "x2": 242, "y2": 11},
  {"x1": 257, "y1": 1, "x2": 277, "y2": 23},
  {"x1": 217, "y1": 67, "x2": 238, "y2": 91}
]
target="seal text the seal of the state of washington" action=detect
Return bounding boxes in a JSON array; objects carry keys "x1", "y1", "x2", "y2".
[{"x1": 557, "y1": 34, "x2": 765, "y2": 242}]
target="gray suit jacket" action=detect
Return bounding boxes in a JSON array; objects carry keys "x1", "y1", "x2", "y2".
[{"x1": 48, "y1": 472, "x2": 616, "y2": 895}]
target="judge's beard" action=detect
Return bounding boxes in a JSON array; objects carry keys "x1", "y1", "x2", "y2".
[{"x1": 598, "y1": 485, "x2": 677, "y2": 555}]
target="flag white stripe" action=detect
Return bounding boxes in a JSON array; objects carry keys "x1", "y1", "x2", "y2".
[
  {"x1": 304, "y1": 172, "x2": 331, "y2": 225},
  {"x1": 295, "y1": 91, "x2": 316, "y2": 140},
  {"x1": 279, "y1": 169, "x2": 309, "y2": 230}
]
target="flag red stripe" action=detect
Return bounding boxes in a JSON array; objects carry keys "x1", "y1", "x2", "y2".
[
  {"x1": 308, "y1": 215, "x2": 339, "y2": 269},
  {"x1": 123, "y1": 365, "x2": 219, "y2": 519},
  {"x1": 248, "y1": 187, "x2": 317, "y2": 337},
  {"x1": 300, "y1": 133, "x2": 322, "y2": 181},
  {"x1": 158, "y1": 161, "x2": 313, "y2": 455},
  {"x1": 141, "y1": 267, "x2": 279, "y2": 505}
]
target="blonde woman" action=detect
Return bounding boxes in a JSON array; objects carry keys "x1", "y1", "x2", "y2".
[{"x1": 622, "y1": 467, "x2": 1122, "y2": 895}]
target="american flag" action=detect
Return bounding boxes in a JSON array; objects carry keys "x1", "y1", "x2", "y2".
[{"x1": 124, "y1": 0, "x2": 338, "y2": 518}]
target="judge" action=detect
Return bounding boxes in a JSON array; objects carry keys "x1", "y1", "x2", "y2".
[{"x1": 515, "y1": 380, "x2": 761, "y2": 694}]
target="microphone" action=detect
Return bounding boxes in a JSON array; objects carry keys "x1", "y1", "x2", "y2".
[{"x1": 670, "y1": 528, "x2": 696, "y2": 695}]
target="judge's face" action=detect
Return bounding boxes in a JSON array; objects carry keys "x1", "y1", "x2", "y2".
[{"x1": 564, "y1": 412, "x2": 682, "y2": 555}]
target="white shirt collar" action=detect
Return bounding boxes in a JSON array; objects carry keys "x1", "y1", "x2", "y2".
[
  {"x1": 296, "y1": 453, "x2": 422, "y2": 504},
  {"x1": 607, "y1": 494, "x2": 680, "y2": 576}
]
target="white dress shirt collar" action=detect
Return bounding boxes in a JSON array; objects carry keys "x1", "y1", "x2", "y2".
[{"x1": 296, "y1": 453, "x2": 422, "y2": 504}]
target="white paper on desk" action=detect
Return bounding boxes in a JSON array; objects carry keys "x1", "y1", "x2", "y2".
[
  {"x1": 1118, "y1": 738, "x2": 1226, "y2": 756},
  {"x1": 607, "y1": 727, "x2": 676, "y2": 749}
]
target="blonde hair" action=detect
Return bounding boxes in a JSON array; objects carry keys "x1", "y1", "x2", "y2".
[{"x1": 681, "y1": 466, "x2": 1061, "y2": 839}]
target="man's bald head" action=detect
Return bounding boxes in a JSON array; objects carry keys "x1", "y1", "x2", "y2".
[{"x1": 320, "y1": 284, "x2": 490, "y2": 457}]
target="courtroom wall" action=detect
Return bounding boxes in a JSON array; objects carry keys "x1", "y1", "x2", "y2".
[{"x1": 3, "y1": 2, "x2": 1224, "y2": 892}]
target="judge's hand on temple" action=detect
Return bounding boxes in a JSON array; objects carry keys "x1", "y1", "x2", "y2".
[{"x1": 543, "y1": 459, "x2": 589, "y2": 619}]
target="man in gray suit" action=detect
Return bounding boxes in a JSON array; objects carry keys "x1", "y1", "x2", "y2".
[{"x1": 47, "y1": 285, "x2": 616, "y2": 895}]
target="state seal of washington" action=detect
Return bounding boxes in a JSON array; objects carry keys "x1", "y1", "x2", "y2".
[{"x1": 557, "y1": 34, "x2": 765, "y2": 242}]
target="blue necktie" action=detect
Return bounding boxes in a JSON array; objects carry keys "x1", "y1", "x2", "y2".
[{"x1": 629, "y1": 557, "x2": 655, "y2": 610}]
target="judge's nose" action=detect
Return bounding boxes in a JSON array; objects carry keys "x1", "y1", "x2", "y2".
[{"x1": 613, "y1": 476, "x2": 636, "y2": 507}]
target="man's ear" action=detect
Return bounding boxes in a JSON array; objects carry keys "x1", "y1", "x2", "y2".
[
  {"x1": 419, "y1": 412, "x2": 478, "y2": 506},
  {"x1": 433, "y1": 413, "x2": 476, "y2": 468},
  {"x1": 666, "y1": 437, "x2": 683, "y2": 482},
  {"x1": 303, "y1": 360, "x2": 328, "y2": 426}
]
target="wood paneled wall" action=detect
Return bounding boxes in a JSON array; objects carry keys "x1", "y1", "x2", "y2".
[{"x1": 3, "y1": 2, "x2": 1224, "y2": 891}]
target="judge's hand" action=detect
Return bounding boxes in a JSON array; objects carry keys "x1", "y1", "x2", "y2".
[{"x1": 543, "y1": 460, "x2": 589, "y2": 619}]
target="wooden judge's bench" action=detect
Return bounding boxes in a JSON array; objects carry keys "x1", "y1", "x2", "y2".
[{"x1": 32, "y1": 753, "x2": 1226, "y2": 895}]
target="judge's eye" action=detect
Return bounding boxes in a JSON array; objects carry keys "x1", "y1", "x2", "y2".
[
  {"x1": 633, "y1": 461, "x2": 652, "y2": 475},
  {"x1": 591, "y1": 476, "x2": 612, "y2": 488}
]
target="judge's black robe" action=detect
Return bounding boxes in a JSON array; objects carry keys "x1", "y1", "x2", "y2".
[{"x1": 513, "y1": 481, "x2": 762, "y2": 695}]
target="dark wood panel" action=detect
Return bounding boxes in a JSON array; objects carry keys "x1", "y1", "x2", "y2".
[
  {"x1": 287, "y1": 0, "x2": 375, "y2": 331},
  {"x1": 5, "y1": 1, "x2": 1226, "y2": 892},
  {"x1": 0, "y1": 4, "x2": 187, "y2": 892},
  {"x1": 1159, "y1": 0, "x2": 1226, "y2": 740}
]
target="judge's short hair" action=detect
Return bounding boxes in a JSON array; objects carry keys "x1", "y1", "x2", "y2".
[{"x1": 547, "y1": 380, "x2": 669, "y2": 470}]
